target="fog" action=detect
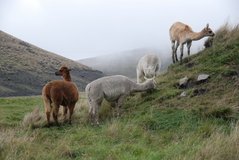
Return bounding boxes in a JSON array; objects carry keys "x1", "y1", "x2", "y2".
[{"x1": 0, "y1": 0, "x2": 239, "y2": 60}]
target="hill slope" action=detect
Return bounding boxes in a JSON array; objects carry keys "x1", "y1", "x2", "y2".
[
  {"x1": 78, "y1": 49, "x2": 171, "y2": 79},
  {"x1": 1, "y1": 24, "x2": 239, "y2": 160},
  {"x1": 0, "y1": 31, "x2": 104, "y2": 97}
]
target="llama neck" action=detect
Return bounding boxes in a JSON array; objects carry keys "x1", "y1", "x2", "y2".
[
  {"x1": 62, "y1": 74, "x2": 71, "y2": 81},
  {"x1": 189, "y1": 30, "x2": 206, "y2": 41},
  {"x1": 131, "y1": 81, "x2": 150, "y2": 92}
]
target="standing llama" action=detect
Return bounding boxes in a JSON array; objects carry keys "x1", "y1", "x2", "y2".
[
  {"x1": 85, "y1": 75, "x2": 156, "y2": 125},
  {"x1": 169, "y1": 22, "x2": 214, "y2": 63},
  {"x1": 136, "y1": 54, "x2": 160, "y2": 83},
  {"x1": 42, "y1": 66, "x2": 79, "y2": 126}
]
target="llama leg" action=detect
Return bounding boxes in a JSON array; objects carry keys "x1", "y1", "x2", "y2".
[
  {"x1": 180, "y1": 44, "x2": 184, "y2": 63},
  {"x1": 52, "y1": 103, "x2": 60, "y2": 126},
  {"x1": 171, "y1": 41, "x2": 175, "y2": 63},
  {"x1": 174, "y1": 41, "x2": 180, "y2": 62},
  {"x1": 187, "y1": 41, "x2": 192, "y2": 55},
  {"x1": 43, "y1": 97, "x2": 52, "y2": 126}
]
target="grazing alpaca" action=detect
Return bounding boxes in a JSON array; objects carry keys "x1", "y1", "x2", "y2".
[
  {"x1": 136, "y1": 54, "x2": 160, "y2": 83},
  {"x1": 170, "y1": 22, "x2": 215, "y2": 63},
  {"x1": 85, "y1": 75, "x2": 156, "y2": 125},
  {"x1": 42, "y1": 66, "x2": 79, "y2": 126}
]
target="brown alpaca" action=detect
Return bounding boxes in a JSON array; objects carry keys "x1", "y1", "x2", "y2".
[
  {"x1": 170, "y1": 22, "x2": 215, "y2": 63},
  {"x1": 42, "y1": 66, "x2": 79, "y2": 126}
]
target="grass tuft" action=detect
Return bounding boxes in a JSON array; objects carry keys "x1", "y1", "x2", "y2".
[{"x1": 22, "y1": 107, "x2": 45, "y2": 128}]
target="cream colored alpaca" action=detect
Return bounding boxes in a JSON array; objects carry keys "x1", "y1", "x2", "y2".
[{"x1": 170, "y1": 22, "x2": 214, "y2": 63}]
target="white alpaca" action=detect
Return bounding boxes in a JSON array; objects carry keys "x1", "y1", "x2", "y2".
[
  {"x1": 136, "y1": 54, "x2": 160, "y2": 83},
  {"x1": 85, "y1": 75, "x2": 156, "y2": 125},
  {"x1": 170, "y1": 22, "x2": 215, "y2": 63}
]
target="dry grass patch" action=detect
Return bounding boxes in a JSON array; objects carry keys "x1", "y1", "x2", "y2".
[
  {"x1": 194, "y1": 124, "x2": 239, "y2": 160},
  {"x1": 22, "y1": 107, "x2": 45, "y2": 128}
]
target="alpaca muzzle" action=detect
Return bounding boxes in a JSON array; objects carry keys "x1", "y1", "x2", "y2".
[{"x1": 55, "y1": 71, "x2": 62, "y2": 76}]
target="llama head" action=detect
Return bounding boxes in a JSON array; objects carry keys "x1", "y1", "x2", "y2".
[
  {"x1": 55, "y1": 66, "x2": 71, "y2": 76},
  {"x1": 144, "y1": 77, "x2": 157, "y2": 89},
  {"x1": 202, "y1": 24, "x2": 215, "y2": 37}
]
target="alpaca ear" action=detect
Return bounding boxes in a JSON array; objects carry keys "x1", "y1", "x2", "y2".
[{"x1": 206, "y1": 23, "x2": 209, "y2": 29}]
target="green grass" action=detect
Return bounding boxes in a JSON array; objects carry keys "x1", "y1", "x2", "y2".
[
  {"x1": 1, "y1": 24, "x2": 239, "y2": 159},
  {"x1": 0, "y1": 96, "x2": 234, "y2": 160},
  {"x1": 0, "y1": 96, "x2": 42, "y2": 127}
]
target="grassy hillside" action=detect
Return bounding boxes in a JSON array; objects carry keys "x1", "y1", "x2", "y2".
[
  {"x1": 79, "y1": 49, "x2": 171, "y2": 79},
  {"x1": 0, "y1": 31, "x2": 104, "y2": 97},
  {"x1": 1, "y1": 24, "x2": 239, "y2": 160}
]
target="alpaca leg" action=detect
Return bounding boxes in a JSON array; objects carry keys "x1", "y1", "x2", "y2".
[
  {"x1": 88, "y1": 105, "x2": 94, "y2": 124},
  {"x1": 88, "y1": 100, "x2": 101, "y2": 125},
  {"x1": 87, "y1": 98, "x2": 95, "y2": 125},
  {"x1": 137, "y1": 69, "x2": 143, "y2": 83},
  {"x1": 116, "y1": 95, "x2": 126, "y2": 118},
  {"x1": 94, "y1": 101, "x2": 102, "y2": 125},
  {"x1": 68, "y1": 104, "x2": 75, "y2": 124},
  {"x1": 187, "y1": 41, "x2": 192, "y2": 55},
  {"x1": 174, "y1": 41, "x2": 180, "y2": 62},
  {"x1": 136, "y1": 69, "x2": 141, "y2": 83},
  {"x1": 52, "y1": 103, "x2": 60, "y2": 126},
  {"x1": 110, "y1": 102, "x2": 117, "y2": 118},
  {"x1": 43, "y1": 96, "x2": 52, "y2": 126},
  {"x1": 180, "y1": 44, "x2": 184, "y2": 63}
]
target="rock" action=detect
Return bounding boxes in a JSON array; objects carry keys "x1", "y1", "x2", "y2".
[
  {"x1": 180, "y1": 91, "x2": 187, "y2": 97},
  {"x1": 197, "y1": 74, "x2": 210, "y2": 83},
  {"x1": 179, "y1": 76, "x2": 189, "y2": 88},
  {"x1": 192, "y1": 88, "x2": 208, "y2": 97}
]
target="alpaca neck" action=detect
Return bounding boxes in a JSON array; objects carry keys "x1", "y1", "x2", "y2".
[
  {"x1": 62, "y1": 74, "x2": 71, "y2": 81},
  {"x1": 131, "y1": 81, "x2": 150, "y2": 92},
  {"x1": 189, "y1": 30, "x2": 206, "y2": 41}
]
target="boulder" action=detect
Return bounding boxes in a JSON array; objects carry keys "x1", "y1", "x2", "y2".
[
  {"x1": 197, "y1": 74, "x2": 210, "y2": 83},
  {"x1": 179, "y1": 76, "x2": 189, "y2": 88},
  {"x1": 180, "y1": 91, "x2": 187, "y2": 97}
]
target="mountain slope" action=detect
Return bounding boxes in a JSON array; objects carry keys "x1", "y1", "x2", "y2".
[
  {"x1": 1, "y1": 24, "x2": 239, "y2": 159},
  {"x1": 0, "y1": 31, "x2": 104, "y2": 97},
  {"x1": 78, "y1": 49, "x2": 171, "y2": 79}
]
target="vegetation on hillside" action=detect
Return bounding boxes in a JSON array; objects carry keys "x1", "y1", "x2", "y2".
[{"x1": 0, "y1": 23, "x2": 239, "y2": 159}]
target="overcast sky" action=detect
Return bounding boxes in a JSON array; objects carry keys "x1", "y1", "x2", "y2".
[{"x1": 0, "y1": 0, "x2": 239, "y2": 60}]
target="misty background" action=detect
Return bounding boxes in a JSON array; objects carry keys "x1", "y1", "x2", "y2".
[
  {"x1": 1, "y1": 0, "x2": 239, "y2": 60},
  {"x1": 1, "y1": 0, "x2": 239, "y2": 79}
]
